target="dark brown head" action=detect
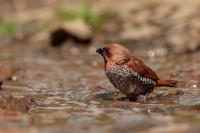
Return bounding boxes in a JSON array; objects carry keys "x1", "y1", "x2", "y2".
[{"x1": 96, "y1": 43, "x2": 131, "y2": 64}]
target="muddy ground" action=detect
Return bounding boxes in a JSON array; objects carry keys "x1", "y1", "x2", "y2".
[{"x1": 0, "y1": 0, "x2": 200, "y2": 133}]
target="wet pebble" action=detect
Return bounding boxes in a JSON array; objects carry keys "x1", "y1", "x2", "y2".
[
  {"x1": 0, "y1": 91, "x2": 35, "y2": 115},
  {"x1": 110, "y1": 101, "x2": 141, "y2": 110}
]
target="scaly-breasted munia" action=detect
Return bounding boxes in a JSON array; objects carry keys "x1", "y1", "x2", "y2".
[{"x1": 96, "y1": 43, "x2": 177, "y2": 101}]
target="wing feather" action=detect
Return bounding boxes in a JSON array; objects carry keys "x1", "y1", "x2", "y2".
[{"x1": 127, "y1": 56, "x2": 159, "y2": 81}]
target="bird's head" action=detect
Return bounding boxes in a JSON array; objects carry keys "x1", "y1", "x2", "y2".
[{"x1": 96, "y1": 43, "x2": 131, "y2": 64}]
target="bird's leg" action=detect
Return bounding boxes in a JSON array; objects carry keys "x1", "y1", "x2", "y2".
[
  {"x1": 144, "y1": 93, "x2": 149, "y2": 103},
  {"x1": 128, "y1": 96, "x2": 137, "y2": 102},
  {"x1": 127, "y1": 86, "x2": 138, "y2": 102},
  {"x1": 113, "y1": 91, "x2": 120, "y2": 102},
  {"x1": 127, "y1": 93, "x2": 137, "y2": 102},
  {"x1": 143, "y1": 84, "x2": 154, "y2": 102}
]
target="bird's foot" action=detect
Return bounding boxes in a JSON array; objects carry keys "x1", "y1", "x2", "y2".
[
  {"x1": 143, "y1": 93, "x2": 151, "y2": 103},
  {"x1": 127, "y1": 96, "x2": 137, "y2": 102},
  {"x1": 113, "y1": 91, "x2": 120, "y2": 102},
  {"x1": 128, "y1": 97, "x2": 137, "y2": 102},
  {"x1": 143, "y1": 95, "x2": 148, "y2": 103},
  {"x1": 113, "y1": 93, "x2": 138, "y2": 102},
  {"x1": 116, "y1": 97, "x2": 129, "y2": 101}
]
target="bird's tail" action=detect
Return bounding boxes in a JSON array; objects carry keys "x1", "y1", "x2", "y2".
[{"x1": 156, "y1": 79, "x2": 178, "y2": 87}]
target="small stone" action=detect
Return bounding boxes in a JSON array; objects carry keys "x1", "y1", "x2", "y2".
[
  {"x1": 50, "y1": 19, "x2": 92, "y2": 46},
  {"x1": 63, "y1": 19, "x2": 92, "y2": 42},
  {"x1": 111, "y1": 101, "x2": 140, "y2": 109}
]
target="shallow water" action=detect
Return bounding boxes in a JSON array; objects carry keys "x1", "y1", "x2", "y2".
[{"x1": 0, "y1": 40, "x2": 200, "y2": 133}]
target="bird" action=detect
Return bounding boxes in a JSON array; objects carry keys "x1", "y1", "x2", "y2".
[{"x1": 96, "y1": 43, "x2": 177, "y2": 101}]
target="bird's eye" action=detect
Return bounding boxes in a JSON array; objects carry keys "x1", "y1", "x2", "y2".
[
  {"x1": 103, "y1": 48, "x2": 111, "y2": 56},
  {"x1": 103, "y1": 48, "x2": 109, "y2": 53}
]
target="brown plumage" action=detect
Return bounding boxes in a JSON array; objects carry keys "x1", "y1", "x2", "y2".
[{"x1": 96, "y1": 43, "x2": 177, "y2": 101}]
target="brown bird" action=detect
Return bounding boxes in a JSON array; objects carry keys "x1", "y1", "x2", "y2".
[{"x1": 96, "y1": 43, "x2": 177, "y2": 101}]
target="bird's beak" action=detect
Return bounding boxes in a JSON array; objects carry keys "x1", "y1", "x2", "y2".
[{"x1": 96, "y1": 48, "x2": 103, "y2": 55}]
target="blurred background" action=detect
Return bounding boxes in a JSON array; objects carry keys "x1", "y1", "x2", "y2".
[{"x1": 0, "y1": 0, "x2": 200, "y2": 133}]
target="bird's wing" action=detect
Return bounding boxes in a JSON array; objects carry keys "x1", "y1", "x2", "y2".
[{"x1": 127, "y1": 56, "x2": 159, "y2": 81}]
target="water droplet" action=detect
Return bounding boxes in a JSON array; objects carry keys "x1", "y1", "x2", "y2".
[
  {"x1": 192, "y1": 84, "x2": 197, "y2": 88},
  {"x1": 148, "y1": 51, "x2": 155, "y2": 57},
  {"x1": 147, "y1": 109, "x2": 151, "y2": 113},
  {"x1": 12, "y1": 76, "x2": 17, "y2": 81}
]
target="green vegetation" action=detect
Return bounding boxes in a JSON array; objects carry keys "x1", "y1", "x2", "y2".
[
  {"x1": 55, "y1": 8, "x2": 78, "y2": 21},
  {"x1": 79, "y1": 5, "x2": 103, "y2": 29},
  {"x1": 0, "y1": 21, "x2": 16, "y2": 37},
  {"x1": 55, "y1": 5, "x2": 104, "y2": 29}
]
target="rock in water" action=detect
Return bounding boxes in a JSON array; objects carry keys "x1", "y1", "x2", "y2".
[{"x1": 50, "y1": 19, "x2": 92, "y2": 47}]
